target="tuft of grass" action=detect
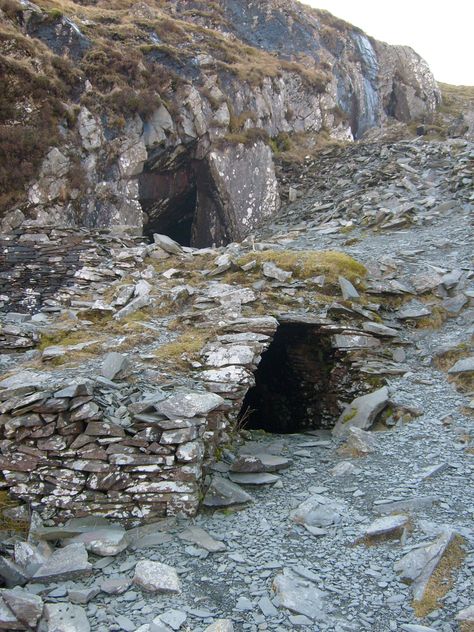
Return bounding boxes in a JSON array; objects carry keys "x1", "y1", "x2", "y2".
[
  {"x1": 433, "y1": 341, "x2": 472, "y2": 372},
  {"x1": 153, "y1": 329, "x2": 215, "y2": 367},
  {"x1": 416, "y1": 305, "x2": 448, "y2": 330},
  {"x1": 237, "y1": 250, "x2": 366, "y2": 283},
  {"x1": 413, "y1": 535, "x2": 466, "y2": 618},
  {"x1": 38, "y1": 328, "x2": 103, "y2": 352}
]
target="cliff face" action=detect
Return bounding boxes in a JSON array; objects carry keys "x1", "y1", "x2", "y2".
[{"x1": 0, "y1": 0, "x2": 440, "y2": 244}]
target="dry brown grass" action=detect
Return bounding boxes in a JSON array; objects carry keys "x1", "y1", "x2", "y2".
[
  {"x1": 432, "y1": 342, "x2": 472, "y2": 371},
  {"x1": 237, "y1": 250, "x2": 367, "y2": 283},
  {"x1": 153, "y1": 329, "x2": 215, "y2": 368}
]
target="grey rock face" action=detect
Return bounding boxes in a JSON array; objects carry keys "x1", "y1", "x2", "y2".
[{"x1": 193, "y1": 142, "x2": 280, "y2": 248}]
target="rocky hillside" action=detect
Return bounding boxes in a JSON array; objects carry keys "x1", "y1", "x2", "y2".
[{"x1": 0, "y1": 0, "x2": 441, "y2": 244}]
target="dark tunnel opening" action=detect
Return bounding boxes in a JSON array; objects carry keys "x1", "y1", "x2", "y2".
[
  {"x1": 240, "y1": 323, "x2": 346, "y2": 434},
  {"x1": 143, "y1": 186, "x2": 197, "y2": 247}
]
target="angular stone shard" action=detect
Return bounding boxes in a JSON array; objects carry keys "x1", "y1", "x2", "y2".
[
  {"x1": 338, "y1": 276, "x2": 360, "y2": 300},
  {"x1": 1, "y1": 587, "x2": 43, "y2": 628},
  {"x1": 0, "y1": 595, "x2": 23, "y2": 630},
  {"x1": 101, "y1": 352, "x2": 131, "y2": 381},
  {"x1": 203, "y1": 621, "x2": 234, "y2": 632},
  {"x1": 133, "y1": 560, "x2": 181, "y2": 593},
  {"x1": 228, "y1": 472, "x2": 280, "y2": 485},
  {"x1": 202, "y1": 477, "x2": 253, "y2": 507},
  {"x1": 0, "y1": 556, "x2": 29, "y2": 587},
  {"x1": 230, "y1": 454, "x2": 291, "y2": 473},
  {"x1": 32, "y1": 543, "x2": 92, "y2": 582},
  {"x1": 272, "y1": 568, "x2": 327, "y2": 620},
  {"x1": 448, "y1": 356, "x2": 474, "y2": 374},
  {"x1": 156, "y1": 391, "x2": 224, "y2": 419},
  {"x1": 178, "y1": 527, "x2": 226, "y2": 552},
  {"x1": 39, "y1": 603, "x2": 90, "y2": 632},
  {"x1": 394, "y1": 529, "x2": 462, "y2": 609},
  {"x1": 262, "y1": 261, "x2": 292, "y2": 282},
  {"x1": 361, "y1": 515, "x2": 409, "y2": 542},
  {"x1": 153, "y1": 234, "x2": 183, "y2": 255},
  {"x1": 339, "y1": 427, "x2": 378, "y2": 455},
  {"x1": 333, "y1": 386, "x2": 389, "y2": 437},
  {"x1": 456, "y1": 605, "x2": 474, "y2": 628},
  {"x1": 290, "y1": 495, "x2": 347, "y2": 530},
  {"x1": 67, "y1": 527, "x2": 129, "y2": 556}
]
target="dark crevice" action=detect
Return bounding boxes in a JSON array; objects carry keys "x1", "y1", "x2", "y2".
[
  {"x1": 240, "y1": 323, "x2": 345, "y2": 434},
  {"x1": 143, "y1": 186, "x2": 197, "y2": 247},
  {"x1": 139, "y1": 154, "x2": 230, "y2": 248}
]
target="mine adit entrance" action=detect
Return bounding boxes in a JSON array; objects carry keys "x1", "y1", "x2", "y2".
[
  {"x1": 139, "y1": 146, "x2": 231, "y2": 248},
  {"x1": 239, "y1": 321, "x2": 355, "y2": 434}
]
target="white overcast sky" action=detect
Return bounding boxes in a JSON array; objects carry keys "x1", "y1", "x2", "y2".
[{"x1": 303, "y1": 0, "x2": 474, "y2": 85}]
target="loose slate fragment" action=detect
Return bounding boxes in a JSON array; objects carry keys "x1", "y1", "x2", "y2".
[
  {"x1": 32, "y1": 543, "x2": 92, "y2": 582},
  {"x1": 1, "y1": 587, "x2": 43, "y2": 628},
  {"x1": 272, "y1": 568, "x2": 327, "y2": 620},
  {"x1": 228, "y1": 472, "x2": 280, "y2": 485},
  {"x1": 178, "y1": 527, "x2": 226, "y2": 552},
  {"x1": 203, "y1": 621, "x2": 234, "y2": 632},
  {"x1": 39, "y1": 603, "x2": 90, "y2": 632},
  {"x1": 333, "y1": 387, "x2": 389, "y2": 437},
  {"x1": 67, "y1": 527, "x2": 129, "y2": 556},
  {"x1": 360, "y1": 515, "x2": 409, "y2": 543},
  {"x1": 101, "y1": 352, "x2": 131, "y2": 381},
  {"x1": 230, "y1": 454, "x2": 290, "y2": 473},
  {"x1": 202, "y1": 477, "x2": 253, "y2": 507},
  {"x1": 290, "y1": 494, "x2": 346, "y2": 530},
  {"x1": 157, "y1": 391, "x2": 224, "y2": 419},
  {"x1": 133, "y1": 560, "x2": 181, "y2": 593},
  {"x1": 394, "y1": 529, "x2": 463, "y2": 611}
]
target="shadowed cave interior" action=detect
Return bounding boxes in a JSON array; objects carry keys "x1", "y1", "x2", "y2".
[{"x1": 240, "y1": 323, "x2": 348, "y2": 434}]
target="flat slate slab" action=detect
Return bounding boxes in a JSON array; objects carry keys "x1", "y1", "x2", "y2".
[
  {"x1": 202, "y1": 477, "x2": 253, "y2": 507},
  {"x1": 32, "y1": 543, "x2": 92, "y2": 582},
  {"x1": 230, "y1": 454, "x2": 291, "y2": 473},
  {"x1": 178, "y1": 527, "x2": 226, "y2": 552},
  {"x1": 272, "y1": 568, "x2": 327, "y2": 620},
  {"x1": 228, "y1": 472, "x2": 280, "y2": 485}
]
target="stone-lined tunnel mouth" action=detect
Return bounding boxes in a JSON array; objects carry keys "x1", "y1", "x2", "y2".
[{"x1": 239, "y1": 322, "x2": 347, "y2": 434}]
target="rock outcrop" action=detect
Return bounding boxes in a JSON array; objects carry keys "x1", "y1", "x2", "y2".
[{"x1": 0, "y1": 0, "x2": 441, "y2": 243}]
